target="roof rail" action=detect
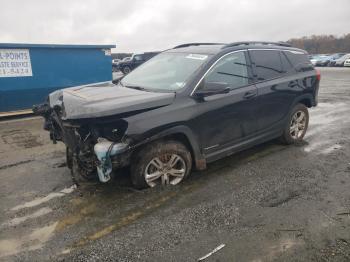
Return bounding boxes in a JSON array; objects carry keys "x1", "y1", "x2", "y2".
[
  {"x1": 222, "y1": 41, "x2": 291, "y2": 49},
  {"x1": 173, "y1": 43, "x2": 223, "y2": 49}
]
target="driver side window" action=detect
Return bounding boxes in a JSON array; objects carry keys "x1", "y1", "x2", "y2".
[{"x1": 203, "y1": 51, "x2": 249, "y2": 89}]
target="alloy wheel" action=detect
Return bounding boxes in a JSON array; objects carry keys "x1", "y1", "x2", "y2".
[
  {"x1": 144, "y1": 153, "x2": 186, "y2": 187},
  {"x1": 290, "y1": 110, "x2": 307, "y2": 139}
]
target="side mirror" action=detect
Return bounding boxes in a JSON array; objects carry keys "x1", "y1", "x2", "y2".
[{"x1": 194, "y1": 82, "x2": 230, "y2": 97}]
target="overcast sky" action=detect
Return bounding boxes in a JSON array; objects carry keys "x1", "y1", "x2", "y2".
[{"x1": 0, "y1": 0, "x2": 349, "y2": 52}]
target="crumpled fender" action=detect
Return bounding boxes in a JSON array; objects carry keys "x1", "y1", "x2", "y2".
[{"x1": 126, "y1": 125, "x2": 206, "y2": 170}]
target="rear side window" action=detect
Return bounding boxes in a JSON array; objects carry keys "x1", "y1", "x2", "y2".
[
  {"x1": 283, "y1": 51, "x2": 313, "y2": 72},
  {"x1": 250, "y1": 50, "x2": 284, "y2": 81},
  {"x1": 280, "y1": 52, "x2": 295, "y2": 73}
]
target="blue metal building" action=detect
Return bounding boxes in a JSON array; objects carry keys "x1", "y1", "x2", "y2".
[{"x1": 0, "y1": 43, "x2": 115, "y2": 114}]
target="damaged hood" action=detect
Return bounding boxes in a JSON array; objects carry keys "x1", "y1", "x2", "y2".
[{"x1": 49, "y1": 82, "x2": 175, "y2": 120}]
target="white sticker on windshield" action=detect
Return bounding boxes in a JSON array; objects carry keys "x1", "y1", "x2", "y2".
[
  {"x1": 186, "y1": 54, "x2": 208, "y2": 60},
  {"x1": 287, "y1": 50, "x2": 305, "y2": 55},
  {"x1": 175, "y1": 82, "x2": 184, "y2": 87}
]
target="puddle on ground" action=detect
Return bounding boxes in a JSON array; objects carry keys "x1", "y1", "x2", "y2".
[
  {"x1": 0, "y1": 222, "x2": 58, "y2": 258},
  {"x1": 268, "y1": 238, "x2": 302, "y2": 256},
  {"x1": 304, "y1": 102, "x2": 350, "y2": 153},
  {"x1": 251, "y1": 238, "x2": 303, "y2": 262},
  {"x1": 59, "y1": 185, "x2": 202, "y2": 255},
  {"x1": 0, "y1": 185, "x2": 79, "y2": 259},
  {"x1": 1, "y1": 207, "x2": 52, "y2": 228},
  {"x1": 321, "y1": 144, "x2": 342, "y2": 155},
  {"x1": 304, "y1": 140, "x2": 330, "y2": 153},
  {"x1": 55, "y1": 203, "x2": 97, "y2": 231},
  {"x1": 11, "y1": 185, "x2": 76, "y2": 211},
  {"x1": 304, "y1": 140, "x2": 343, "y2": 154}
]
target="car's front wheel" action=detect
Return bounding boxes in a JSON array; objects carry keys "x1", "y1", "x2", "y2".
[
  {"x1": 122, "y1": 66, "x2": 131, "y2": 74},
  {"x1": 280, "y1": 103, "x2": 309, "y2": 144},
  {"x1": 130, "y1": 140, "x2": 192, "y2": 189}
]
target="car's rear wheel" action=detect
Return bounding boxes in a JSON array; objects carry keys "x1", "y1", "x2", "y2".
[
  {"x1": 130, "y1": 140, "x2": 192, "y2": 189},
  {"x1": 122, "y1": 66, "x2": 131, "y2": 74},
  {"x1": 280, "y1": 103, "x2": 309, "y2": 144}
]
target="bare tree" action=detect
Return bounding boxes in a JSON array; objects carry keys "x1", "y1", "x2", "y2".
[{"x1": 287, "y1": 34, "x2": 350, "y2": 54}]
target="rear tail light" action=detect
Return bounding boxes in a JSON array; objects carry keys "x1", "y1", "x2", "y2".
[{"x1": 315, "y1": 69, "x2": 321, "y2": 81}]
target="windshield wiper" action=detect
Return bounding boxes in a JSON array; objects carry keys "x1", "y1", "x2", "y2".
[{"x1": 124, "y1": 85, "x2": 147, "y2": 91}]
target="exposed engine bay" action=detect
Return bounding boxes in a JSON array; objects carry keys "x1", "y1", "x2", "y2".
[{"x1": 33, "y1": 82, "x2": 175, "y2": 183}]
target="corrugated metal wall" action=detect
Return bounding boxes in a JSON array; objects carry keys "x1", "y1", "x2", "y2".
[{"x1": 0, "y1": 44, "x2": 115, "y2": 112}]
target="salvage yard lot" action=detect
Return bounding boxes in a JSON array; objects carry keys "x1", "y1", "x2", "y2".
[{"x1": 1, "y1": 67, "x2": 350, "y2": 261}]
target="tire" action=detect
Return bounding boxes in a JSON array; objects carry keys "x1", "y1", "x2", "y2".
[
  {"x1": 122, "y1": 66, "x2": 131, "y2": 74},
  {"x1": 130, "y1": 140, "x2": 192, "y2": 189},
  {"x1": 280, "y1": 103, "x2": 309, "y2": 145}
]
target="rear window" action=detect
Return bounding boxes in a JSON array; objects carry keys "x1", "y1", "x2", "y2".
[
  {"x1": 249, "y1": 50, "x2": 284, "y2": 81},
  {"x1": 283, "y1": 51, "x2": 313, "y2": 72}
]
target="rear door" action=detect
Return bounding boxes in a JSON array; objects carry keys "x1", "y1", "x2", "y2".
[{"x1": 249, "y1": 49, "x2": 297, "y2": 132}]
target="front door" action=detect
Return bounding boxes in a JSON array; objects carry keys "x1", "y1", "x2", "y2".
[{"x1": 191, "y1": 51, "x2": 258, "y2": 154}]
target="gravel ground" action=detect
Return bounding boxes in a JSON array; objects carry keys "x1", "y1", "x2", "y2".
[{"x1": 0, "y1": 67, "x2": 350, "y2": 262}]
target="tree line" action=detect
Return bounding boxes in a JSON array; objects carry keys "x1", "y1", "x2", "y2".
[
  {"x1": 112, "y1": 34, "x2": 350, "y2": 57},
  {"x1": 287, "y1": 34, "x2": 350, "y2": 54}
]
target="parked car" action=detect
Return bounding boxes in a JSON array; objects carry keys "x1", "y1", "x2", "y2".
[
  {"x1": 327, "y1": 53, "x2": 345, "y2": 66},
  {"x1": 112, "y1": 58, "x2": 121, "y2": 64},
  {"x1": 112, "y1": 59, "x2": 121, "y2": 72},
  {"x1": 119, "y1": 52, "x2": 159, "y2": 74},
  {"x1": 310, "y1": 55, "x2": 332, "y2": 66},
  {"x1": 33, "y1": 42, "x2": 320, "y2": 188},
  {"x1": 344, "y1": 58, "x2": 350, "y2": 67},
  {"x1": 309, "y1": 55, "x2": 322, "y2": 66},
  {"x1": 112, "y1": 57, "x2": 132, "y2": 72},
  {"x1": 122, "y1": 57, "x2": 131, "y2": 62},
  {"x1": 334, "y1": 54, "x2": 350, "y2": 67}
]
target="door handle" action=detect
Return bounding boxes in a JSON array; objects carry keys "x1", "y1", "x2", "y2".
[{"x1": 243, "y1": 91, "x2": 257, "y2": 99}]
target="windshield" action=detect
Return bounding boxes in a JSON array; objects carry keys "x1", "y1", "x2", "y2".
[{"x1": 121, "y1": 52, "x2": 211, "y2": 91}]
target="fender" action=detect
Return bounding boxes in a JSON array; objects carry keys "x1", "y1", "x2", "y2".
[
  {"x1": 275, "y1": 93, "x2": 315, "y2": 128},
  {"x1": 268, "y1": 93, "x2": 316, "y2": 134},
  {"x1": 291, "y1": 93, "x2": 316, "y2": 109},
  {"x1": 129, "y1": 125, "x2": 206, "y2": 170}
]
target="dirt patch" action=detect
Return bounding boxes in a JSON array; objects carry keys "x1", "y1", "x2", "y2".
[
  {"x1": 53, "y1": 162, "x2": 67, "y2": 168},
  {"x1": 260, "y1": 189, "x2": 300, "y2": 207},
  {"x1": 315, "y1": 239, "x2": 350, "y2": 261},
  {"x1": 1, "y1": 129, "x2": 42, "y2": 148},
  {"x1": 0, "y1": 159, "x2": 34, "y2": 170}
]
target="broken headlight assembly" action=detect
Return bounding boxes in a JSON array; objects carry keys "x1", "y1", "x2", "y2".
[{"x1": 69, "y1": 119, "x2": 130, "y2": 183}]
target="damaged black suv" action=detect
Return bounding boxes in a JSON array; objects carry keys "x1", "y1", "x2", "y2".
[{"x1": 34, "y1": 42, "x2": 320, "y2": 189}]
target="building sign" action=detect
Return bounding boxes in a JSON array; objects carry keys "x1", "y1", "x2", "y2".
[{"x1": 0, "y1": 49, "x2": 32, "y2": 77}]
